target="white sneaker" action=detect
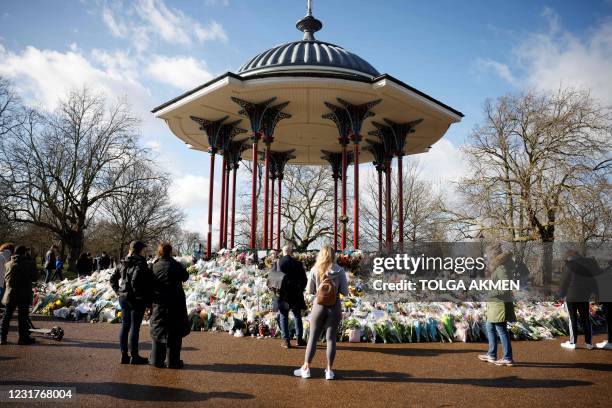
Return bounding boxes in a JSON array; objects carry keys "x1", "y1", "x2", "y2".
[
  {"x1": 293, "y1": 367, "x2": 311, "y2": 379},
  {"x1": 585, "y1": 343, "x2": 594, "y2": 350},
  {"x1": 561, "y1": 341, "x2": 576, "y2": 349},
  {"x1": 596, "y1": 341, "x2": 612, "y2": 349},
  {"x1": 325, "y1": 369, "x2": 335, "y2": 380}
]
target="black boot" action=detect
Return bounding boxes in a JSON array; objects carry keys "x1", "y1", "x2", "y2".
[
  {"x1": 168, "y1": 360, "x2": 184, "y2": 369},
  {"x1": 17, "y1": 337, "x2": 35, "y2": 345},
  {"x1": 151, "y1": 341, "x2": 167, "y2": 368},
  {"x1": 281, "y1": 339, "x2": 291, "y2": 349},
  {"x1": 120, "y1": 352, "x2": 130, "y2": 364},
  {"x1": 130, "y1": 354, "x2": 149, "y2": 365},
  {"x1": 297, "y1": 338, "x2": 307, "y2": 347}
]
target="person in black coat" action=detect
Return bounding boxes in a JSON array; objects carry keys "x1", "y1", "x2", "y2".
[
  {"x1": 558, "y1": 249, "x2": 599, "y2": 349},
  {"x1": 274, "y1": 245, "x2": 307, "y2": 349},
  {"x1": 76, "y1": 252, "x2": 93, "y2": 278},
  {"x1": 110, "y1": 240, "x2": 153, "y2": 365},
  {"x1": 98, "y1": 251, "x2": 111, "y2": 270},
  {"x1": 150, "y1": 242, "x2": 190, "y2": 369}
]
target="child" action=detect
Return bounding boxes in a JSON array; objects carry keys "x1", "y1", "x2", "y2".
[{"x1": 55, "y1": 256, "x2": 64, "y2": 281}]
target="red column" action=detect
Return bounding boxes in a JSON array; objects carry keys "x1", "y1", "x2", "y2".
[
  {"x1": 250, "y1": 138, "x2": 259, "y2": 250},
  {"x1": 377, "y1": 168, "x2": 383, "y2": 249},
  {"x1": 385, "y1": 159, "x2": 392, "y2": 249},
  {"x1": 333, "y1": 176, "x2": 338, "y2": 252},
  {"x1": 352, "y1": 138, "x2": 360, "y2": 249},
  {"x1": 269, "y1": 177, "x2": 275, "y2": 249},
  {"x1": 230, "y1": 164, "x2": 238, "y2": 249},
  {"x1": 341, "y1": 143, "x2": 347, "y2": 251},
  {"x1": 206, "y1": 152, "x2": 216, "y2": 258},
  {"x1": 223, "y1": 163, "x2": 230, "y2": 248},
  {"x1": 397, "y1": 155, "x2": 404, "y2": 248},
  {"x1": 219, "y1": 156, "x2": 227, "y2": 250},
  {"x1": 262, "y1": 143, "x2": 271, "y2": 249},
  {"x1": 276, "y1": 177, "x2": 282, "y2": 250}
]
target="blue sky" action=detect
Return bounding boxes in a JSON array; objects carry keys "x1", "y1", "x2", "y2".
[{"x1": 1, "y1": 0, "x2": 611, "y2": 237}]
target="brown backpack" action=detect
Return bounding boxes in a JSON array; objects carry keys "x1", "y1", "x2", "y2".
[{"x1": 316, "y1": 275, "x2": 338, "y2": 306}]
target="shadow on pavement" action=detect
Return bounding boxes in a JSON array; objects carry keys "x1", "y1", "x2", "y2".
[
  {"x1": 408, "y1": 376, "x2": 592, "y2": 389},
  {"x1": 337, "y1": 345, "x2": 483, "y2": 357},
  {"x1": 32, "y1": 339, "x2": 199, "y2": 351},
  {"x1": 518, "y1": 362, "x2": 612, "y2": 372},
  {"x1": 0, "y1": 380, "x2": 254, "y2": 402},
  {"x1": 187, "y1": 363, "x2": 411, "y2": 383},
  {"x1": 184, "y1": 363, "x2": 592, "y2": 388}
]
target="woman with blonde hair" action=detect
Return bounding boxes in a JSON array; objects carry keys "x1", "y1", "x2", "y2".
[{"x1": 294, "y1": 245, "x2": 348, "y2": 380}]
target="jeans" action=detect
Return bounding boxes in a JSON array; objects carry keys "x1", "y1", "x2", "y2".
[
  {"x1": 278, "y1": 302, "x2": 303, "y2": 341},
  {"x1": 0, "y1": 302, "x2": 30, "y2": 341},
  {"x1": 44, "y1": 268, "x2": 54, "y2": 283},
  {"x1": 486, "y1": 322, "x2": 513, "y2": 361},
  {"x1": 118, "y1": 297, "x2": 146, "y2": 355},
  {"x1": 44, "y1": 268, "x2": 62, "y2": 283}
]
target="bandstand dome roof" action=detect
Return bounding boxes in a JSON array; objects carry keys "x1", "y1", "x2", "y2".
[
  {"x1": 152, "y1": 3, "x2": 463, "y2": 165},
  {"x1": 237, "y1": 39, "x2": 380, "y2": 79}
]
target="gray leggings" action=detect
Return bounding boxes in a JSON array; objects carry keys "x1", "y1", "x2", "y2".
[{"x1": 305, "y1": 301, "x2": 342, "y2": 366}]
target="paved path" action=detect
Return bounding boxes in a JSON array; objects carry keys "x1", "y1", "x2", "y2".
[{"x1": 0, "y1": 317, "x2": 611, "y2": 407}]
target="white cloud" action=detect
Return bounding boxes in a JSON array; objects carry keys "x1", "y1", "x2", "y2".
[
  {"x1": 101, "y1": 0, "x2": 228, "y2": 51},
  {"x1": 194, "y1": 21, "x2": 227, "y2": 42},
  {"x1": 204, "y1": 0, "x2": 230, "y2": 6},
  {"x1": 146, "y1": 55, "x2": 214, "y2": 89},
  {"x1": 135, "y1": 0, "x2": 191, "y2": 45},
  {"x1": 516, "y1": 17, "x2": 612, "y2": 104},
  {"x1": 476, "y1": 10, "x2": 612, "y2": 104},
  {"x1": 0, "y1": 45, "x2": 150, "y2": 110},
  {"x1": 170, "y1": 171, "x2": 227, "y2": 245},
  {"x1": 144, "y1": 139, "x2": 161, "y2": 152},
  {"x1": 102, "y1": 7, "x2": 127, "y2": 38},
  {"x1": 474, "y1": 58, "x2": 516, "y2": 84},
  {"x1": 169, "y1": 174, "x2": 211, "y2": 207}
]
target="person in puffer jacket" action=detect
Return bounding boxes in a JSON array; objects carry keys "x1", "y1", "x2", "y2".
[{"x1": 110, "y1": 240, "x2": 153, "y2": 365}]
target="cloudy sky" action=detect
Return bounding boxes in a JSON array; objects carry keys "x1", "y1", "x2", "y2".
[{"x1": 1, "y1": 0, "x2": 611, "y2": 240}]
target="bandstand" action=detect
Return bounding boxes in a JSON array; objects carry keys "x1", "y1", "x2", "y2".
[{"x1": 152, "y1": 1, "x2": 463, "y2": 257}]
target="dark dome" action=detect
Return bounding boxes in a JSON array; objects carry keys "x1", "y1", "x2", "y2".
[
  {"x1": 238, "y1": 7, "x2": 379, "y2": 79},
  {"x1": 237, "y1": 40, "x2": 380, "y2": 79}
]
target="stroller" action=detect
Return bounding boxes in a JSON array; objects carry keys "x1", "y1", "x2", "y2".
[{"x1": 28, "y1": 318, "x2": 64, "y2": 341}]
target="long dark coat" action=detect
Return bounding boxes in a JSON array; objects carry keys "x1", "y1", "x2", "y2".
[
  {"x1": 2, "y1": 255, "x2": 37, "y2": 305},
  {"x1": 150, "y1": 256, "x2": 190, "y2": 343},
  {"x1": 274, "y1": 255, "x2": 307, "y2": 311}
]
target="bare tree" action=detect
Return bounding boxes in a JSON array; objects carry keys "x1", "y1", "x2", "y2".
[
  {"x1": 100, "y1": 161, "x2": 185, "y2": 257},
  {"x1": 559, "y1": 175, "x2": 611, "y2": 253},
  {"x1": 0, "y1": 86, "x2": 149, "y2": 271},
  {"x1": 362, "y1": 160, "x2": 446, "y2": 248},
  {"x1": 451, "y1": 88, "x2": 611, "y2": 285},
  {"x1": 0, "y1": 78, "x2": 22, "y2": 138},
  {"x1": 280, "y1": 165, "x2": 334, "y2": 251}
]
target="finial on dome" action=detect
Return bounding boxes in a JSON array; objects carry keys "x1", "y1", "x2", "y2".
[{"x1": 296, "y1": 0, "x2": 322, "y2": 41}]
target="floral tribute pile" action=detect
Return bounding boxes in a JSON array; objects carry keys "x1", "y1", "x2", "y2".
[{"x1": 32, "y1": 251, "x2": 606, "y2": 343}]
